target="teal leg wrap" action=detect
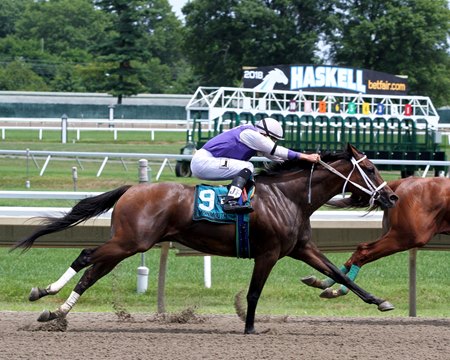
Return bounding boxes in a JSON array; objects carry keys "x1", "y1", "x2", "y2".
[
  {"x1": 322, "y1": 265, "x2": 349, "y2": 288},
  {"x1": 340, "y1": 265, "x2": 360, "y2": 295}
]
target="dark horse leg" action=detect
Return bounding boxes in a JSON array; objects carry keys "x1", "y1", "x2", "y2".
[
  {"x1": 302, "y1": 227, "x2": 431, "y2": 299},
  {"x1": 289, "y1": 241, "x2": 394, "y2": 311},
  {"x1": 34, "y1": 240, "x2": 141, "y2": 322},
  {"x1": 300, "y1": 213, "x2": 393, "y2": 296},
  {"x1": 245, "y1": 253, "x2": 279, "y2": 334}
]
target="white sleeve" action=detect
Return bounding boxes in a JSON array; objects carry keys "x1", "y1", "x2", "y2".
[{"x1": 240, "y1": 129, "x2": 290, "y2": 159}]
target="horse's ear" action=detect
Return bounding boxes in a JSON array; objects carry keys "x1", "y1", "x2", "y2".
[{"x1": 346, "y1": 143, "x2": 359, "y2": 157}]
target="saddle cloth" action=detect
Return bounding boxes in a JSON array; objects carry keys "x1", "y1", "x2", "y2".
[{"x1": 193, "y1": 184, "x2": 252, "y2": 258}]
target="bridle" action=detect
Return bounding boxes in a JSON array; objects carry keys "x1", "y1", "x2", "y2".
[{"x1": 313, "y1": 155, "x2": 387, "y2": 207}]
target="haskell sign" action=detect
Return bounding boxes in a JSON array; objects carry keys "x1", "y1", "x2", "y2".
[{"x1": 242, "y1": 65, "x2": 408, "y2": 95}]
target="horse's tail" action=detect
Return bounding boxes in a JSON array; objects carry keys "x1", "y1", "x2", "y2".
[{"x1": 12, "y1": 185, "x2": 132, "y2": 251}]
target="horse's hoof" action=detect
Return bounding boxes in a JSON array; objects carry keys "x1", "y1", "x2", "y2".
[
  {"x1": 319, "y1": 288, "x2": 340, "y2": 299},
  {"x1": 29, "y1": 287, "x2": 46, "y2": 301},
  {"x1": 37, "y1": 309, "x2": 62, "y2": 322},
  {"x1": 37, "y1": 309, "x2": 52, "y2": 322},
  {"x1": 301, "y1": 276, "x2": 323, "y2": 289},
  {"x1": 378, "y1": 301, "x2": 395, "y2": 312},
  {"x1": 301, "y1": 275, "x2": 316, "y2": 286},
  {"x1": 244, "y1": 327, "x2": 256, "y2": 335},
  {"x1": 29, "y1": 287, "x2": 40, "y2": 301}
]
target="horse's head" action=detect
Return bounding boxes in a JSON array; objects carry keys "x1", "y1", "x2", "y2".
[{"x1": 341, "y1": 144, "x2": 398, "y2": 209}]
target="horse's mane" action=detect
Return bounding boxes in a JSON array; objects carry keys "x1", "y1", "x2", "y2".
[{"x1": 256, "y1": 150, "x2": 350, "y2": 177}]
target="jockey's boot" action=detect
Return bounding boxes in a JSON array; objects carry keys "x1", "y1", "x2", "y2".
[{"x1": 222, "y1": 168, "x2": 254, "y2": 214}]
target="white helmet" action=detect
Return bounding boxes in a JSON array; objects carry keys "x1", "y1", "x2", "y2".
[{"x1": 256, "y1": 117, "x2": 284, "y2": 140}]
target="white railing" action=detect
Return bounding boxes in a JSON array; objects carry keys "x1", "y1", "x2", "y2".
[
  {"x1": 0, "y1": 150, "x2": 449, "y2": 179},
  {"x1": 0, "y1": 117, "x2": 189, "y2": 141}
]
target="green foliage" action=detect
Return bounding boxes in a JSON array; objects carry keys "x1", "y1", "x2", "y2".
[
  {"x1": 0, "y1": 60, "x2": 49, "y2": 91},
  {"x1": 327, "y1": 0, "x2": 450, "y2": 106},
  {"x1": 0, "y1": 0, "x2": 31, "y2": 38},
  {"x1": 183, "y1": 0, "x2": 327, "y2": 86},
  {"x1": 92, "y1": 0, "x2": 187, "y2": 100},
  {"x1": 16, "y1": 0, "x2": 109, "y2": 55},
  {"x1": 0, "y1": 0, "x2": 448, "y2": 105}
]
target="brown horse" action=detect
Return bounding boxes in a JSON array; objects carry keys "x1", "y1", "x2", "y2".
[
  {"x1": 302, "y1": 176, "x2": 450, "y2": 298},
  {"x1": 13, "y1": 144, "x2": 398, "y2": 334}
]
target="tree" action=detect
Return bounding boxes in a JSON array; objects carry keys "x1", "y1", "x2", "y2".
[
  {"x1": 0, "y1": 0, "x2": 31, "y2": 38},
  {"x1": 0, "y1": 36, "x2": 66, "y2": 86},
  {"x1": 326, "y1": 0, "x2": 450, "y2": 106},
  {"x1": 140, "y1": 0, "x2": 194, "y2": 93},
  {"x1": 16, "y1": 0, "x2": 110, "y2": 56},
  {"x1": 0, "y1": 0, "x2": 110, "y2": 91},
  {"x1": 0, "y1": 60, "x2": 49, "y2": 91},
  {"x1": 93, "y1": 0, "x2": 155, "y2": 103},
  {"x1": 143, "y1": 0, "x2": 184, "y2": 65},
  {"x1": 183, "y1": 0, "x2": 332, "y2": 86}
]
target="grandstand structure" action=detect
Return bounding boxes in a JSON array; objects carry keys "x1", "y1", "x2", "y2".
[
  {"x1": 0, "y1": 89, "x2": 446, "y2": 177},
  {"x1": 184, "y1": 86, "x2": 445, "y2": 177}
]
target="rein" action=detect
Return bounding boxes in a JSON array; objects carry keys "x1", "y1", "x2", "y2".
[{"x1": 316, "y1": 156, "x2": 387, "y2": 206}]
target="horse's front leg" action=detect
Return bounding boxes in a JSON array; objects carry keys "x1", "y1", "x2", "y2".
[
  {"x1": 289, "y1": 242, "x2": 394, "y2": 311},
  {"x1": 245, "y1": 253, "x2": 279, "y2": 334},
  {"x1": 303, "y1": 228, "x2": 408, "y2": 299},
  {"x1": 29, "y1": 248, "x2": 95, "y2": 302}
]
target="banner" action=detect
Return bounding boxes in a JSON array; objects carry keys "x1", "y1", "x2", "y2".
[{"x1": 242, "y1": 65, "x2": 408, "y2": 95}]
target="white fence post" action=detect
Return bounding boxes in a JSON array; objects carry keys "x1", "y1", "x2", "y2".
[
  {"x1": 137, "y1": 159, "x2": 150, "y2": 294},
  {"x1": 61, "y1": 114, "x2": 68, "y2": 144}
]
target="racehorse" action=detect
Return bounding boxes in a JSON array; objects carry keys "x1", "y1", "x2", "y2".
[
  {"x1": 13, "y1": 144, "x2": 398, "y2": 334},
  {"x1": 302, "y1": 176, "x2": 450, "y2": 298},
  {"x1": 254, "y1": 68, "x2": 288, "y2": 91}
]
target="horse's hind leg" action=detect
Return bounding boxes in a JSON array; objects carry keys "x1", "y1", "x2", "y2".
[
  {"x1": 301, "y1": 264, "x2": 349, "y2": 290},
  {"x1": 29, "y1": 248, "x2": 96, "y2": 302},
  {"x1": 36, "y1": 239, "x2": 142, "y2": 322},
  {"x1": 318, "y1": 264, "x2": 361, "y2": 298},
  {"x1": 37, "y1": 258, "x2": 122, "y2": 322}
]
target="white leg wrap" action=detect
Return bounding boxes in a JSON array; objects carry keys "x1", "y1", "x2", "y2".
[
  {"x1": 59, "y1": 291, "x2": 80, "y2": 314},
  {"x1": 46, "y1": 267, "x2": 77, "y2": 294}
]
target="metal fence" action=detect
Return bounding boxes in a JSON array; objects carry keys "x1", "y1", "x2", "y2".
[{"x1": 1, "y1": 149, "x2": 449, "y2": 180}]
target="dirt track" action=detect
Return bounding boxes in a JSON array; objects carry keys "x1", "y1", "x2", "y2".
[{"x1": 1, "y1": 311, "x2": 449, "y2": 360}]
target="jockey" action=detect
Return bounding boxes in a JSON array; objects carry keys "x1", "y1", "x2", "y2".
[{"x1": 190, "y1": 117, "x2": 320, "y2": 213}]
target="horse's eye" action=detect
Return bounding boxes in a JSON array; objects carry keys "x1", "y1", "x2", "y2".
[{"x1": 366, "y1": 165, "x2": 375, "y2": 174}]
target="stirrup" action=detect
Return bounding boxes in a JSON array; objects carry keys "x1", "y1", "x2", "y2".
[{"x1": 222, "y1": 200, "x2": 253, "y2": 214}]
